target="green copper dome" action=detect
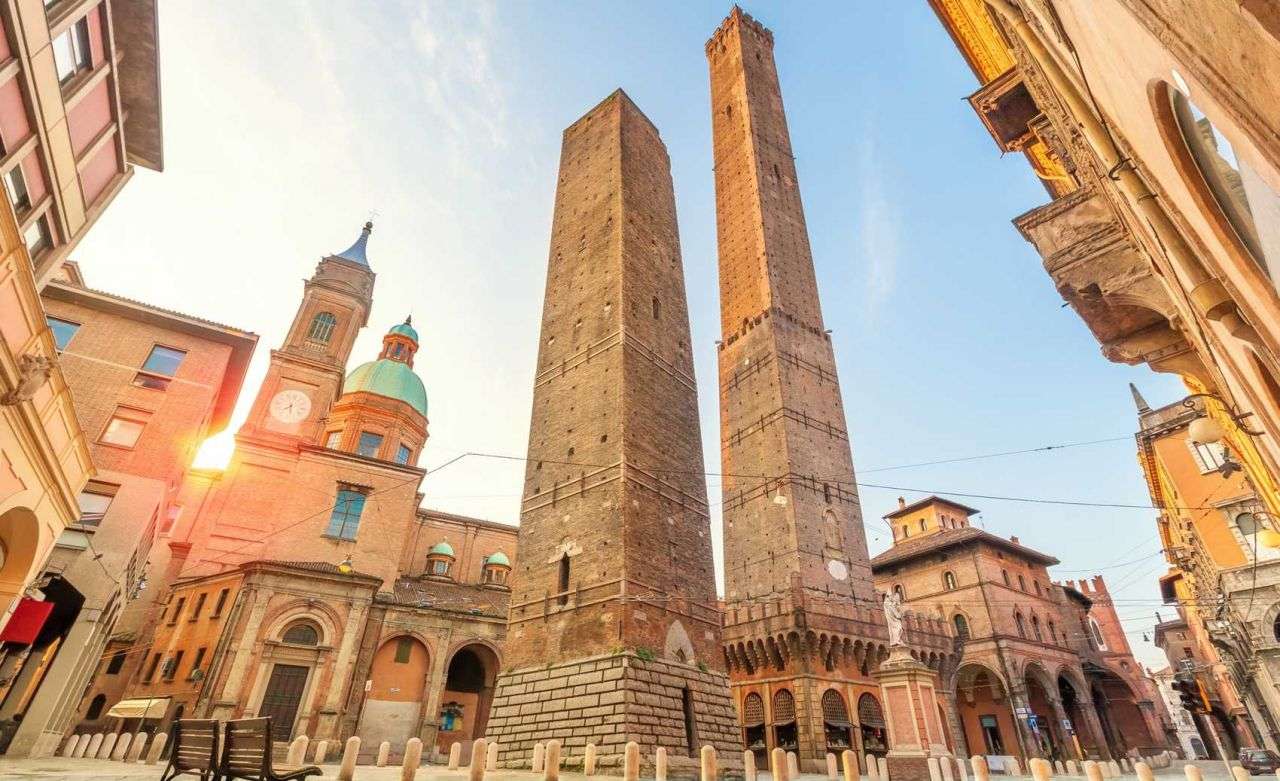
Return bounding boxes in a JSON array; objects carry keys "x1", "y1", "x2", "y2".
[
  {"x1": 389, "y1": 320, "x2": 419, "y2": 343},
  {"x1": 342, "y1": 358, "x2": 428, "y2": 417},
  {"x1": 429, "y1": 540, "x2": 455, "y2": 557},
  {"x1": 485, "y1": 551, "x2": 511, "y2": 567}
]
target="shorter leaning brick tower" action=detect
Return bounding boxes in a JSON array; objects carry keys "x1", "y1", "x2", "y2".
[{"x1": 482, "y1": 90, "x2": 742, "y2": 777}]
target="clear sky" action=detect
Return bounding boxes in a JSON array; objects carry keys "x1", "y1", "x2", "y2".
[{"x1": 78, "y1": 1, "x2": 1186, "y2": 666}]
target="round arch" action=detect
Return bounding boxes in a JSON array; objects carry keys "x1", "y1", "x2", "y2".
[
  {"x1": 0, "y1": 507, "x2": 40, "y2": 618},
  {"x1": 953, "y1": 662, "x2": 1016, "y2": 760},
  {"x1": 436, "y1": 641, "x2": 501, "y2": 755},
  {"x1": 358, "y1": 634, "x2": 432, "y2": 751}
]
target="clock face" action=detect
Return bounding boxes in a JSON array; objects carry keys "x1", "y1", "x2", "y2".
[{"x1": 269, "y1": 389, "x2": 312, "y2": 423}]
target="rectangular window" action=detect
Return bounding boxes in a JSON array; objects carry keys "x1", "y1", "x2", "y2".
[
  {"x1": 105, "y1": 651, "x2": 126, "y2": 675},
  {"x1": 100, "y1": 407, "x2": 150, "y2": 448},
  {"x1": 211, "y1": 588, "x2": 229, "y2": 618},
  {"x1": 979, "y1": 715, "x2": 1004, "y2": 754},
  {"x1": 394, "y1": 637, "x2": 413, "y2": 664},
  {"x1": 190, "y1": 592, "x2": 207, "y2": 621},
  {"x1": 188, "y1": 647, "x2": 207, "y2": 680},
  {"x1": 143, "y1": 653, "x2": 161, "y2": 683},
  {"x1": 4, "y1": 165, "x2": 29, "y2": 212},
  {"x1": 357, "y1": 431, "x2": 383, "y2": 458},
  {"x1": 159, "y1": 505, "x2": 181, "y2": 536},
  {"x1": 76, "y1": 482, "x2": 118, "y2": 527},
  {"x1": 52, "y1": 17, "x2": 91, "y2": 83},
  {"x1": 396, "y1": 444, "x2": 412, "y2": 464},
  {"x1": 326, "y1": 488, "x2": 366, "y2": 540},
  {"x1": 167, "y1": 596, "x2": 185, "y2": 625},
  {"x1": 46, "y1": 316, "x2": 79, "y2": 350},
  {"x1": 325, "y1": 431, "x2": 341, "y2": 449},
  {"x1": 23, "y1": 215, "x2": 50, "y2": 257},
  {"x1": 134, "y1": 345, "x2": 186, "y2": 389},
  {"x1": 1189, "y1": 440, "x2": 1227, "y2": 473},
  {"x1": 162, "y1": 649, "x2": 184, "y2": 681}
]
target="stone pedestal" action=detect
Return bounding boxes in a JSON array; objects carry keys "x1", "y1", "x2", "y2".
[{"x1": 873, "y1": 646, "x2": 951, "y2": 781}]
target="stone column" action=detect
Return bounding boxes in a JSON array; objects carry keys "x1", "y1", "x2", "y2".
[
  {"x1": 1047, "y1": 697, "x2": 1081, "y2": 760},
  {"x1": 1078, "y1": 694, "x2": 1113, "y2": 761},
  {"x1": 940, "y1": 691, "x2": 970, "y2": 758},
  {"x1": 1006, "y1": 686, "x2": 1043, "y2": 761},
  {"x1": 419, "y1": 629, "x2": 453, "y2": 748},
  {"x1": 873, "y1": 646, "x2": 953, "y2": 781}
]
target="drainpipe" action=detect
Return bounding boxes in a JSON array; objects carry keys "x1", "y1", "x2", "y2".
[{"x1": 982, "y1": 0, "x2": 1262, "y2": 348}]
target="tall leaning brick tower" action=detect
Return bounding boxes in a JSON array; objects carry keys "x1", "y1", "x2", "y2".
[
  {"x1": 484, "y1": 90, "x2": 742, "y2": 776},
  {"x1": 708, "y1": 8, "x2": 950, "y2": 772}
]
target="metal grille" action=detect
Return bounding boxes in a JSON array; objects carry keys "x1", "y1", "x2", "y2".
[
  {"x1": 772, "y1": 689, "x2": 795, "y2": 723},
  {"x1": 857, "y1": 693, "x2": 885, "y2": 728},
  {"x1": 743, "y1": 693, "x2": 765, "y2": 726},
  {"x1": 822, "y1": 689, "x2": 849, "y2": 724}
]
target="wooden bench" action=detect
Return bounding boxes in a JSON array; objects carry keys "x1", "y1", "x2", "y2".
[
  {"x1": 160, "y1": 719, "x2": 219, "y2": 781},
  {"x1": 220, "y1": 717, "x2": 321, "y2": 781}
]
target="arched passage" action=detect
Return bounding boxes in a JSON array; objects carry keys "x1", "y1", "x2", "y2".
[
  {"x1": 359, "y1": 635, "x2": 430, "y2": 751},
  {"x1": 1089, "y1": 669, "x2": 1156, "y2": 757},
  {"x1": 0, "y1": 507, "x2": 40, "y2": 622},
  {"x1": 1025, "y1": 665, "x2": 1063, "y2": 760},
  {"x1": 955, "y1": 663, "x2": 1017, "y2": 759},
  {"x1": 436, "y1": 643, "x2": 499, "y2": 755},
  {"x1": 1058, "y1": 673, "x2": 1098, "y2": 758}
]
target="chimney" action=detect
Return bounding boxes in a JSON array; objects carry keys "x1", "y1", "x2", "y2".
[
  {"x1": 898, "y1": 496, "x2": 906, "y2": 510},
  {"x1": 1010, "y1": 535, "x2": 1020, "y2": 544}
]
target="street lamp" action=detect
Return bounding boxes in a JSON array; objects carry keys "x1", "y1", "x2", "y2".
[
  {"x1": 337, "y1": 556, "x2": 354, "y2": 575},
  {"x1": 1182, "y1": 393, "x2": 1264, "y2": 443}
]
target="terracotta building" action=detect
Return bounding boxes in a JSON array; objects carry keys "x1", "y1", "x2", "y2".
[
  {"x1": 0, "y1": 0, "x2": 162, "y2": 670},
  {"x1": 1135, "y1": 386, "x2": 1280, "y2": 753},
  {"x1": 0, "y1": 261, "x2": 255, "y2": 757},
  {"x1": 484, "y1": 89, "x2": 741, "y2": 776},
  {"x1": 928, "y1": 0, "x2": 1280, "y2": 752},
  {"x1": 707, "y1": 8, "x2": 953, "y2": 773},
  {"x1": 59, "y1": 224, "x2": 520, "y2": 763},
  {"x1": 872, "y1": 497, "x2": 1169, "y2": 762}
]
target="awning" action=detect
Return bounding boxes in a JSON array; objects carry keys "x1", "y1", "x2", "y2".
[
  {"x1": 0, "y1": 598, "x2": 53, "y2": 645},
  {"x1": 106, "y1": 697, "x2": 170, "y2": 719}
]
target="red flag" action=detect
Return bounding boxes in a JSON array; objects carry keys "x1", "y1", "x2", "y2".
[{"x1": 0, "y1": 598, "x2": 53, "y2": 645}]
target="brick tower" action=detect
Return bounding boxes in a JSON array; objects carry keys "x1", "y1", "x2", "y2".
[
  {"x1": 708, "y1": 8, "x2": 952, "y2": 773},
  {"x1": 484, "y1": 90, "x2": 741, "y2": 776}
]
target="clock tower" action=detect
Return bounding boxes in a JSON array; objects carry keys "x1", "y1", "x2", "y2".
[{"x1": 239, "y1": 222, "x2": 376, "y2": 447}]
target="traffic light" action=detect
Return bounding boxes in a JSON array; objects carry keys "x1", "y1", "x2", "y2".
[{"x1": 1173, "y1": 675, "x2": 1206, "y2": 714}]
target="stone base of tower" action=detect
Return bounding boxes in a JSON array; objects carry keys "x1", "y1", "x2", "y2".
[{"x1": 486, "y1": 652, "x2": 744, "y2": 778}]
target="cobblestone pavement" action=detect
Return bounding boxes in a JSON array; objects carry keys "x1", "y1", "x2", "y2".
[{"x1": 0, "y1": 759, "x2": 1245, "y2": 781}]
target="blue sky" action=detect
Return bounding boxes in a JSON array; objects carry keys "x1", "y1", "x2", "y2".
[{"x1": 78, "y1": 1, "x2": 1185, "y2": 665}]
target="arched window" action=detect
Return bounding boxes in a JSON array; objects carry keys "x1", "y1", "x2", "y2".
[
  {"x1": 1034, "y1": 580, "x2": 1042, "y2": 596},
  {"x1": 1237, "y1": 512, "x2": 1261, "y2": 536},
  {"x1": 943, "y1": 571, "x2": 957, "y2": 591},
  {"x1": 282, "y1": 621, "x2": 320, "y2": 646},
  {"x1": 1002, "y1": 570, "x2": 1010, "y2": 586},
  {"x1": 821, "y1": 689, "x2": 849, "y2": 724},
  {"x1": 557, "y1": 553, "x2": 571, "y2": 606},
  {"x1": 306, "y1": 312, "x2": 337, "y2": 343},
  {"x1": 1031, "y1": 615, "x2": 1042, "y2": 641},
  {"x1": 743, "y1": 693, "x2": 765, "y2": 727},
  {"x1": 651, "y1": 297, "x2": 661, "y2": 320},
  {"x1": 902, "y1": 525, "x2": 909, "y2": 538},
  {"x1": 1014, "y1": 613, "x2": 1026, "y2": 638},
  {"x1": 1089, "y1": 619, "x2": 1107, "y2": 650},
  {"x1": 1274, "y1": 614, "x2": 1280, "y2": 643},
  {"x1": 1048, "y1": 620, "x2": 1058, "y2": 644},
  {"x1": 773, "y1": 689, "x2": 796, "y2": 723},
  {"x1": 1018, "y1": 574, "x2": 1027, "y2": 592},
  {"x1": 953, "y1": 613, "x2": 970, "y2": 640},
  {"x1": 893, "y1": 584, "x2": 905, "y2": 600},
  {"x1": 86, "y1": 693, "x2": 107, "y2": 720}
]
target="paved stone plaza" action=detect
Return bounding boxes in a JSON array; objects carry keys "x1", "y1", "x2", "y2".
[{"x1": 0, "y1": 759, "x2": 1248, "y2": 781}]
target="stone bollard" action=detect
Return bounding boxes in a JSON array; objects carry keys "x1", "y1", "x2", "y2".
[
  {"x1": 788, "y1": 751, "x2": 800, "y2": 779},
  {"x1": 313, "y1": 739, "x2": 329, "y2": 764},
  {"x1": 1084, "y1": 761, "x2": 1103, "y2": 781},
  {"x1": 86, "y1": 733, "x2": 103, "y2": 759},
  {"x1": 843, "y1": 750, "x2": 860, "y2": 781},
  {"x1": 1232, "y1": 769, "x2": 1250, "y2": 781},
  {"x1": 532, "y1": 743, "x2": 546, "y2": 774},
  {"x1": 1135, "y1": 762, "x2": 1154, "y2": 781},
  {"x1": 656, "y1": 746, "x2": 668, "y2": 781},
  {"x1": 469, "y1": 738, "x2": 488, "y2": 781},
  {"x1": 1067, "y1": 762, "x2": 1078, "y2": 776},
  {"x1": 129, "y1": 733, "x2": 149, "y2": 763},
  {"x1": 956, "y1": 757, "x2": 969, "y2": 781},
  {"x1": 928, "y1": 757, "x2": 942, "y2": 781},
  {"x1": 878, "y1": 757, "x2": 888, "y2": 781},
  {"x1": 972, "y1": 755, "x2": 990, "y2": 781},
  {"x1": 1183, "y1": 764, "x2": 1202, "y2": 781},
  {"x1": 1031, "y1": 758, "x2": 1051, "y2": 781},
  {"x1": 113, "y1": 733, "x2": 132, "y2": 761},
  {"x1": 585, "y1": 742, "x2": 598, "y2": 775},
  {"x1": 72, "y1": 733, "x2": 91, "y2": 758},
  {"x1": 338, "y1": 736, "x2": 361, "y2": 781},
  {"x1": 1055, "y1": 761, "x2": 1064, "y2": 775},
  {"x1": 1108, "y1": 761, "x2": 1121, "y2": 778},
  {"x1": 827, "y1": 753, "x2": 839, "y2": 781},
  {"x1": 287, "y1": 735, "x2": 309, "y2": 765},
  {"x1": 867, "y1": 754, "x2": 879, "y2": 780},
  {"x1": 744, "y1": 750, "x2": 758, "y2": 781},
  {"x1": 377, "y1": 741, "x2": 391, "y2": 767},
  {"x1": 703, "y1": 746, "x2": 719, "y2": 781},
  {"x1": 61, "y1": 734, "x2": 76, "y2": 757},
  {"x1": 624, "y1": 741, "x2": 640, "y2": 781},
  {"x1": 941, "y1": 756, "x2": 956, "y2": 781},
  {"x1": 98, "y1": 733, "x2": 118, "y2": 760},
  {"x1": 450, "y1": 741, "x2": 463, "y2": 770},
  {"x1": 146, "y1": 732, "x2": 168, "y2": 765},
  {"x1": 545, "y1": 738, "x2": 561, "y2": 781},
  {"x1": 1006, "y1": 759, "x2": 1021, "y2": 778},
  {"x1": 487, "y1": 741, "x2": 499, "y2": 772},
  {"x1": 774, "y1": 748, "x2": 790, "y2": 781},
  {"x1": 401, "y1": 737, "x2": 423, "y2": 781},
  {"x1": 1120, "y1": 760, "x2": 1130, "y2": 774}
]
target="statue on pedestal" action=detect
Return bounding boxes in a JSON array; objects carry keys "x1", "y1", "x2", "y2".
[{"x1": 883, "y1": 590, "x2": 905, "y2": 647}]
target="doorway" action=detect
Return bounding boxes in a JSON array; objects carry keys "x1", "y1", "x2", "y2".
[{"x1": 258, "y1": 664, "x2": 309, "y2": 739}]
